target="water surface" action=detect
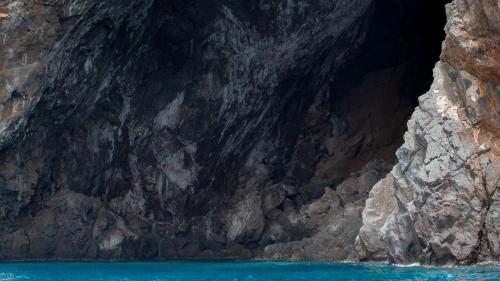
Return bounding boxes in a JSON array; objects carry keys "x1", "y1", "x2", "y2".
[{"x1": 0, "y1": 261, "x2": 498, "y2": 281}]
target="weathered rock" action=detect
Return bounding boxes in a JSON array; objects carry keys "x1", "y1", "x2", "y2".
[
  {"x1": 1, "y1": 0, "x2": 390, "y2": 260},
  {"x1": 260, "y1": 161, "x2": 391, "y2": 261},
  {"x1": 224, "y1": 191, "x2": 265, "y2": 244},
  {"x1": 1, "y1": 0, "x2": 487, "y2": 265},
  {"x1": 355, "y1": 0, "x2": 500, "y2": 265}
]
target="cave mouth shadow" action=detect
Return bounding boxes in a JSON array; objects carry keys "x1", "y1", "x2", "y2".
[
  {"x1": 135, "y1": 0, "x2": 453, "y2": 259},
  {"x1": 305, "y1": 0, "x2": 451, "y2": 186}
]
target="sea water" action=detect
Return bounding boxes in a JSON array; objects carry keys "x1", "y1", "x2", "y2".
[{"x1": 0, "y1": 261, "x2": 498, "y2": 281}]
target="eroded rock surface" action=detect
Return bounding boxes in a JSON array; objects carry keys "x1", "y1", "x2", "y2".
[
  {"x1": 260, "y1": 161, "x2": 391, "y2": 260},
  {"x1": 1, "y1": 0, "x2": 493, "y2": 265},
  {"x1": 355, "y1": 0, "x2": 500, "y2": 265},
  {"x1": 1, "y1": 0, "x2": 388, "y2": 260}
]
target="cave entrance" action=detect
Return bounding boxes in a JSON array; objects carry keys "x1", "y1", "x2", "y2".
[
  {"x1": 307, "y1": 0, "x2": 450, "y2": 186},
  {"x1": 247, "y1": 0, "x2": 451, "y2": 261},
  {"x1": 139, "y1": 0, "x2": 452, "y2": 260}
]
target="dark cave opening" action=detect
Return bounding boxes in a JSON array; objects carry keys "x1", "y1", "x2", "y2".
[
  {"x1": 182, "y1": 0, "x2": 452, "y2": 258},
  {"x1": 221, "y1": 0, "x2": 451, "y2": 257},
  {"x1": 143, "y1": 0, "x2": 452, "y2": 258},
  {"x1": 143, "y1": 0, "x2": 451, "y2": 199},
  {"x1": 303, "y1": 0, "x2": 451, "y2": 186}
]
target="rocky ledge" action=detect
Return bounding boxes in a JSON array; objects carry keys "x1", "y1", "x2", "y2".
[{"x1": 0, "y1": 0, "x2": 497, "y2": 265}]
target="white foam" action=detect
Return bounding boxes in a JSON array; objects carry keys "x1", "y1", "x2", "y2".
[{"x1": 394, "y1": 263, "x2": 421, "y2": 267}]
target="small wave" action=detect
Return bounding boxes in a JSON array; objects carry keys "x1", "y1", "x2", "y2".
[
  {"x1": 394, "y1": 263, "x2": 421, "y2": 267},
  {"x1": 0, "y1": 273, "x2": 30, "y2": 281},
  {"x1": 476, "y1": 261, "x2": 500, "y2": 267}
]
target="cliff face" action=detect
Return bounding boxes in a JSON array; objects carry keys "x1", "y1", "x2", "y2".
[
  {"x1": 0, "y1": 0, "x2": 496, "y2": 265},
  {"x1": 0, "y1": 0, "x2": 382, "y2": 260},
  {"x1": 355, "y1": 0, "x2": 500, "y2": 265}
]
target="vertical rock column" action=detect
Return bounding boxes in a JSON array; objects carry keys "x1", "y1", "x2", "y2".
[{"x1": 355, "y1": 0, "x2": 500, "y2": 265}]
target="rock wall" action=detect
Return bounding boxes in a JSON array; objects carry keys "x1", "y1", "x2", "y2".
[
  {"x1": 355, "y1": 0, "x2": 500, "y2": 265},
  {"x1": 0, "y1": 0, "x2": 394, "y2": 260},
  {"x1": 0, "y1": 0, "x2": 496, "y2": 265}
]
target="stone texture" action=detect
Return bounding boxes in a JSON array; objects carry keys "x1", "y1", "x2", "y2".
[
  {"x1": 260, "y1": 161, "x2": 391, "y2": 261},
  {"x1": 0, "y1": 0, "x2": 394, "y2": 260},
  {"x1": 0, "y1": 0, "x2": 489, "y2": 265},
  {"x1": 355, "y1": 0, "x2": 500, "y2": 265}
]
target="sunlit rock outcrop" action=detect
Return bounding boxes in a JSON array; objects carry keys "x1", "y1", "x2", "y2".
[{"x1": 355, "y1": 0, "x2": 499, "y2": 265}]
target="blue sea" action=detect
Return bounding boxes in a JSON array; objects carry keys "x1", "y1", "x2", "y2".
[{"x1": 0, "y1": 262, "x2": 498, "y2": 281}]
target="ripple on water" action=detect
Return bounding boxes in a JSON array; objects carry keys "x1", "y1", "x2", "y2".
[{"x1": 0, "y1": 262, "x2": 498, "y2": 281}]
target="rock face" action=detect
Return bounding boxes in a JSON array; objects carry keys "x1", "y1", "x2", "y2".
[
  {"x1": 355, "y1": 0, "x2": 500, "y2": 265},
  {"x1": 0, "y1": 0, "x2": 496, "y2": 265},
  {"x1": 1, "y1": 0, "x2": 383, "y2": 260}
]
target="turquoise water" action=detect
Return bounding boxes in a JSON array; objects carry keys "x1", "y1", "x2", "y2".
[{"x1": 0, "y1": 262, "x2": 498, "y2": 281}]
